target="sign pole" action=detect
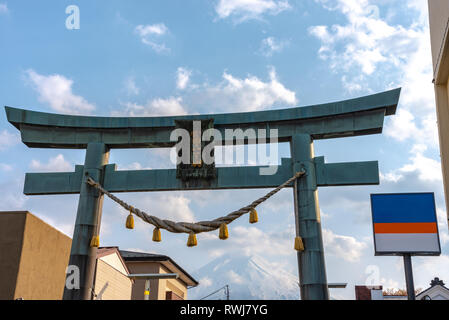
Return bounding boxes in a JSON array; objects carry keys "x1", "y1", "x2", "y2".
[{"x1": 403, "y1": 254, "x2": 415, "y2": 300}]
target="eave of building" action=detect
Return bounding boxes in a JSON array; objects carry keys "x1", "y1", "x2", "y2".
[
  {"x1": 97, "y1": 247, "x2": 131, "y2": 275},
  {"x1": 416, "y1": 284, "x2": 449, "y2": 299},
  {"x1": 120, "y1": 251, "x2": 199, "y2": 287},
  {"x1": 434, "y1": 15, "x2": 449, "y2": 85}
]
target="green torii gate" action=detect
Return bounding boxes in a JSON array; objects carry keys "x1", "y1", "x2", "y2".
[{"x1": 4, "y1": 88, "x2": 400, "y2": 300}]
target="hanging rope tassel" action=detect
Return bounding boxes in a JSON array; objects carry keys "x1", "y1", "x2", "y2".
[
  {"x1": 90, "y1": 235, "x2": 100, "y2": 248},
  {"x1": 249, "y1": 208, "x2": 258, "y2": 224},
  {"x1": 219, "y1": 223, "x2": 229, "y2": 240},
  {"x1": 126, "y1": 206, "x2": 135, "y2": 230},
  {"x1": 153, "y1": 227, "x2": 162, "y2": 242},
  {"x1": 187, "y1": 233, "x2": 198, "y2": 247},
  {"x1": 294, "y1": 236, "x2": 304, "y2": 252}
]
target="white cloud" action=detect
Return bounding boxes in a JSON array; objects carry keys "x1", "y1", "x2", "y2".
[
  {"x1": 124, "y1": 77, "x2": 140, "y2": 96},
  {"x1": 116, "y1": 67, "x2": 296, "y2": 116},
  {"x1": 0, "y1": 178, "x2": 27, "y2": 210},
  {"x1": 118, "y1": 96, "x2": 187, "y2": 116},
  {"x1": 414, "y1": 255, "x2": 449, "y2": 290},
  {"x1": 215, "y1": 0, "x2": 291, "y2": 22},
  {"x1": 30, "y1": 154, "x2": 72, "y2": 172},
  {"x1": 176, "y1": 67, "x2": 192, "y2": 90},
  {"x1": 310, "y1": 0, "x2": 438, "y2": 151},
  {"x1": 198, "y1": 276, "x2": 213, "y2": 288},
  {"x1": 0, "y1": 163, "x2": 13, "y2": 171},
  {"x1": 400, "y1": 146, "x2": 442, "y2": 182},
  {"x1": 136, "y1": 194, "x2": 195, "y2": 223},
  {"x1": 322, "y1": 229, "x2": 367, "y2": 262},
  {"x1": 382, "y1": 144, "x2": 443, "y2": 183},
  {"x1": 202, "y1": 67, "x2": 297, "y2": 112},
  {"x1": 135, "y1": 23, "x2": 170, "y2": 53},
  {"x1": 341, "y1": 75, "x2": 363, "y2": 93},
  {"x1": 25, "y1": 69, "x2": 95, "y2": 115},
  {"x1": 118, "y1": 162, "x2": 151, "y2": 171},
  {"x1": 309, "y1": 0, "x2": 420, "y2": 76},
  {"x1": 260, "y1": 37, "x2": 288, "y2": 56},
  {"x1": 0, "y1": 130, "x2": 19, "y2": 150},
  {"x1": 136, "y1": 23, "x2": 168, "y2": 36},
  {"x1": 205, "y1": 225, "x2": 294, "y2": 258},
  {"x1": 0, "y1": 3, "x2": 8, "y2": 14},
  {"x1": 384, "y1": 109, "x2": 419, "y2": 142},
  {"x1": 1, "y1": 192, "x2": 26, "y2": 210}
]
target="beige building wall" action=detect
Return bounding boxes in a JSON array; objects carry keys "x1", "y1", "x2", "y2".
[
  {"x1": 125, "y1": 261, "x2": 188, "y2": 300},
  {"x1": 0, "y1": 212, "x2": 27, "y2": 300},
  {"x1": 429, "y1": 1, "x2": 449, "y2": 75},
  {"x1": 93, "y1": 258, "x2": 132, "y2": 300},
  {"x1": 0, "y1": 211, "x2": 71, "y2": 300},
  {"x1": 125, "y1": 261, "x2": 161, "y2": 300},
  {"x1": 158, "y1": 265, "x2": 187, "y2": 300},
  {"x1": 429, "y1": 1, "x2": 449, "y2": 227}
]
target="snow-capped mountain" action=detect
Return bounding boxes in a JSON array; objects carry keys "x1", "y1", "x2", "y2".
[{"x1": 188, "y1": 254, "x2": 300, "y2": 300}]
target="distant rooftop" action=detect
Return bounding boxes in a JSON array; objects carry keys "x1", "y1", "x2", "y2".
[
  {"x1": 120, "y1": 250, "x2": 169, "y2": 260},
  {"x1": 120, "y1": 250, "x2": 198, "y2": 287}
]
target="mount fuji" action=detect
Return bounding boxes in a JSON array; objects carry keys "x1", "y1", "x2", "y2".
[{"x1": 188, "y1": 254, "x2": 300, "y2": 300}]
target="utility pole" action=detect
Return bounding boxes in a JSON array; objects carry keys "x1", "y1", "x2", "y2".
[{"x1": 200, "y1": 285, "x2": 230, "y2": 300}]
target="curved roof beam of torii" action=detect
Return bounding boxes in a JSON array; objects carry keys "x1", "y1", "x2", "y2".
[{"x1": 5, "y1": 88, "x2": 401, "y2": 149}]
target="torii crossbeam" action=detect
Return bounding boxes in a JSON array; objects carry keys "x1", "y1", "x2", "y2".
[{"x1": 5, "y1": 88, "x2": 400, "y2": 300}]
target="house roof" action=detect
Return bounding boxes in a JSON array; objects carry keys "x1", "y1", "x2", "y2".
[
  {"x1": 97, "y1": 247, "x2": 131, "y2": 275},
  {"x1": 416, "y1": 278, "x2": 449, "y2": 300},
  {"x1": 120, "y1": 250, "x2": 199, "y2": 287}
]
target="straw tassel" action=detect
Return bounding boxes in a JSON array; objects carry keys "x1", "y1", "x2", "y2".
[
  {"x1": 219, "y1": 223, "x2": 229, "y2": 240},
  {"x1": 249, "y1": 208, "x2": 258, "y2": 224},
  {"x1": 294, "y1": 236, "x2": 304, "y2": 252},
  {"x1": 90, "y1": 235, "x2": 100, "y2": 248},
  {"x1": 187, "y1": 233, "x2": 198, "y2": 247},
  {"x1": 153, "y1": 228, "x2": 162, "y2": 242},
  {"x1": 126, "y1": 206, "x2": 134, "y2": 229}
]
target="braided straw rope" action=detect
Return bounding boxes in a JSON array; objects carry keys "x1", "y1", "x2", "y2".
[{"x1": 86, "y1": 171, "x2": 305, "y2": 235}]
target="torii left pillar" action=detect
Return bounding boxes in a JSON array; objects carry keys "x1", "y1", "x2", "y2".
[{"x1": 63, "y1": 143, "x2": 109, "y2": 300}]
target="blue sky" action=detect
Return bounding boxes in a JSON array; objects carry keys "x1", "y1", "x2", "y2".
[{"x1": 0, "y1": 0, "x2": 448, "y2": 300}]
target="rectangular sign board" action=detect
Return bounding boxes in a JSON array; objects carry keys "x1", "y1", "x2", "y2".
[{"x1": 370, "y1": 193, "x2": 441, "y2": 256}]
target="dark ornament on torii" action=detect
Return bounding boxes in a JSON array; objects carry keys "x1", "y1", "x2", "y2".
[{"x1": 4, "y1": 88, "x2": 400, "y2": 300}]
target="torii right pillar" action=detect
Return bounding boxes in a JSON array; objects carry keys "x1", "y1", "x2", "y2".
[{"x1": 291, "y1": 134, "x2": 329, "y2": 300}]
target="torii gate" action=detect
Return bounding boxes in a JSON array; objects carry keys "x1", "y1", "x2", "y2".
[{"x1": 4, "y1": 88, "x2": 400, "y2": 300}]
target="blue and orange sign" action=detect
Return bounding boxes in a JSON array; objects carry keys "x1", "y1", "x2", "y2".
[{"x1": 370, "y1": 193, "x2": 441, "y2": 256}]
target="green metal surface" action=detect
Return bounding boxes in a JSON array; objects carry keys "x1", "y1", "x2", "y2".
[
  {"x1": 5, "y1": 88, "x2": 400, "y2": 149},
  {"x1": 292, "y1": 134, "x2": 329, "y2": 300},
  {"x1": 63, "y1": 142, "x2": 109, "y2": 300},
  {"x1": 24, "y1": 158, "x2": 380, "y2": 194}
]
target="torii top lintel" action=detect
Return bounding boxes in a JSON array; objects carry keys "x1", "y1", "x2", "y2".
[{"x1": 5, "y1": 88, "x2": 400, "y2": 149}]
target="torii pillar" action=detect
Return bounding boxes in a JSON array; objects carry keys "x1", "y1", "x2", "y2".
[
  {"x1": 63, "y1": 143, "x2": 109, "y2": 300},
  {"x1": 292, "y1": 134, "x2": 328, "y2": 299}
]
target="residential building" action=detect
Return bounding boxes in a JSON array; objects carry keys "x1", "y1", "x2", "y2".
[
  {"x1": 0, "y1": 211, "x2": 71, "y2": 300},
  {"x1": 428, "y1": 1, "x2": 449, "y2": 226},
  {"x1": 120, "y1": 250, "x2": 199, "y2": 300},
  {"x1": 355, "y1": 285, "x2": 408, "y2": 300},
  {"x1": 0, "y1": 211, "x2": 198, "y2": 300},
  {"x1": 94, "y1": 247, "x2": 133, "y2": 300},
  {"x1": 416, "y1": 277, "x2": 449, "y2": 300},
  {"x1": 355, "y1": 285, "x2": 383, "y2": 300}
]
